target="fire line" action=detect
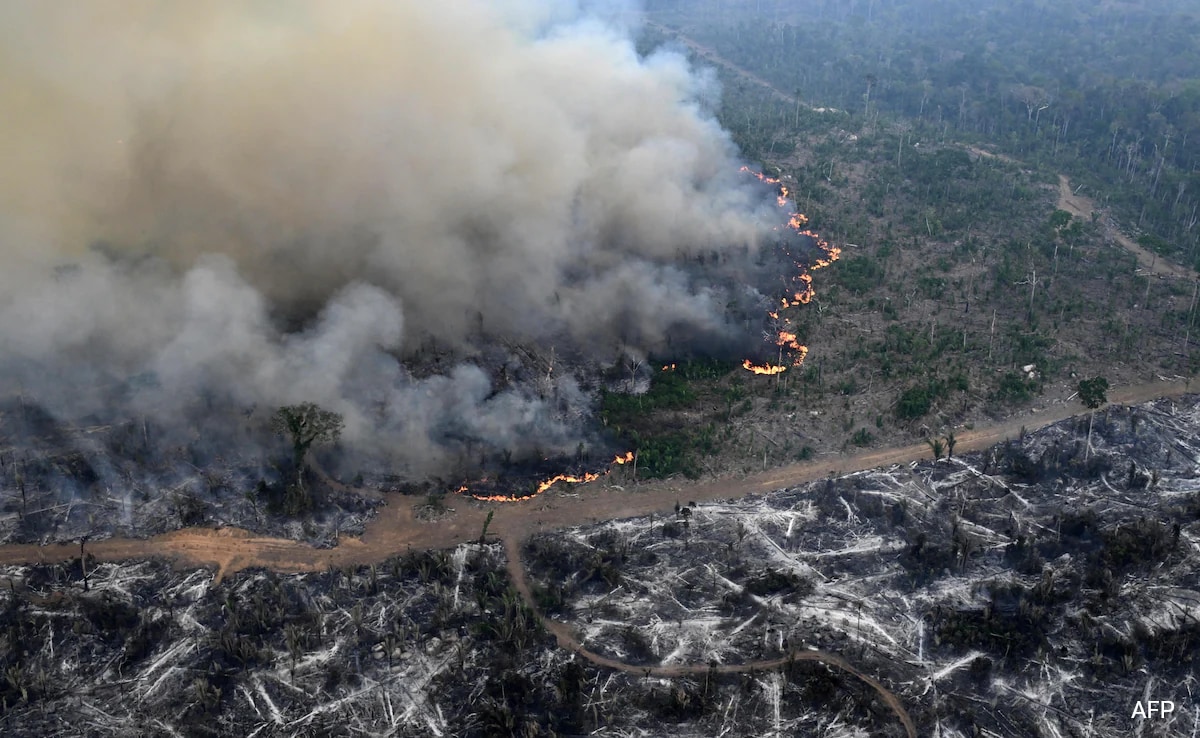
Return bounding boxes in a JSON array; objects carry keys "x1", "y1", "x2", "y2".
[
  {"x1": 738, "y1": 167, "x2": 841, "y2": 375},
  {"x1": 456, "y1": 452, "x2": 635, "y2": 502},
  {"x1": 459, "y1": 168, "x2": 839, "y2": 502}
]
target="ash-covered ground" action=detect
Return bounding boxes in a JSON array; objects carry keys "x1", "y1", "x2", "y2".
[
  {"x1": 0, "y1": 546, "x2": 564, "y2": 737},
  {"x1": 524, "y1": 395, "x2": 1200, "y2": 737},
  {"x1": 3, "y1": 394, "x2": 1199, "y2": 737},
  {"x1": 0, "y1": 544, "x2": 897, "y2": 737}
]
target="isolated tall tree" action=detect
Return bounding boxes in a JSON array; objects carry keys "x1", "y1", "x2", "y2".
[
  {"x1": 863, "y1": 74, "x2": 877, "y2": 116},
  {"x1": 1077, "y1": 377, "x2": 1109, "y2": 460},
  {"x1": 271, "y1": 403, "x2": 344, "y2": 490}
]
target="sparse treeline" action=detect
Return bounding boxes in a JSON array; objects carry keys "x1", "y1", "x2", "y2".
[
  {"x1": 645, "y1": 0, "x2": 1200, "y2": 268},
  {"x1": 635, "y1": 0, "x2": 1200, "y2": 453}
]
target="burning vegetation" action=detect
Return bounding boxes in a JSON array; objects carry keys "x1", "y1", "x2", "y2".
[
  {"x1": 456, "y1": 452, "x2": 635, "y2": 503},
  {"x1": 0, "y1": 2, "x2": 841, "y2": 512},
  {"x1": 450, "y1": 166, "x2": 844, "y2": 501},
  {"x1": 738, "y1": 167, "x2": 841, "y2": 376}
]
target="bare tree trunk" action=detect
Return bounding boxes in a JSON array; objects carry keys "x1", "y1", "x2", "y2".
[
  {"x1": 988, "y1": 310, "x2": 996, "y2": 362},
  {"x1": 80, "y1": 539, "x2": 89, "y2": 591},
  {"x1": 1051, "y1": 242, "x2": 1059, "y2": 289},
  {"x1": 18, "y1": 456, "x2": 26, "y2": 520},
  {"x1": 1183, "y1": 280, "x2": 1198, "y2": 354},
  {"x1": 294, "y1": 446, "x2": 307, "y2": 490}
]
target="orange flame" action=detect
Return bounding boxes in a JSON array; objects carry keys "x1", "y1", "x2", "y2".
[
  {"x1": 455, "y1": 450, "x2": 636, "y2": 502},
  {"x1": 740, "y1": 167, "x2": 841, "y2": 376},
  {"x1": 778, "y1": 273, "x2": 814, "y2": 307},
  {"x1": 741, "y1": 165, "x2": 789, "y2": 207},
  {"x1": 535, "y1": 471, "x2": 601, "y2": 495},
  {"x1": 661, "y1": 363, "x2": 676, "y2": 372},
  {"x1": 776, "y1": 330, "x2": 809, "y2": 366},
  {"x1": 742, "y1": 359, "x2": 788, "y2": 375},
  {"x1": 740, "y1": 165, "x2": 780, "y2": 185}
]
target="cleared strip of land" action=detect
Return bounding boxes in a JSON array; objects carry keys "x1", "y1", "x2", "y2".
[
  {"x1": 0, "y1": 378, "x2": 1189, "y2": 576},
  {"x1": 2, "y1": 379, "x2": 1191, "y2": 738}
]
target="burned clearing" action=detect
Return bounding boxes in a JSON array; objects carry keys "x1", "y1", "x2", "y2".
[
  {"x1": 0, "y1": 544, "x2": 904, "y2": 737},
  {"x1": 3, "y1": 2, "x2": 1200, "y2": 736},
  {"x1": 1, "y1": 395, "x2": 1198, "y2": 735},
  {"x1": 0, "y1": 546, "x2": 567, "y2": 736},
  {"x1": 523, "y1": 394, "x2": 1200, "y2": 736}
]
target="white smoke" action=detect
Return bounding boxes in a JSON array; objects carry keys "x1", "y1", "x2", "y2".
[{"x1": 0, "y1": 0, "x2": 779, "y2": 476}]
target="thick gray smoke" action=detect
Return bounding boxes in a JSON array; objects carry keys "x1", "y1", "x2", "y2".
[{"x1": 0, "y1": 1, "x2": 778, "y2": 477}]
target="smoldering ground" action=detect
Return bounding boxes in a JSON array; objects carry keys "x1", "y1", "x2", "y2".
[{"x1": 0, "y1": 1, "x2": 790, "y2": 481}]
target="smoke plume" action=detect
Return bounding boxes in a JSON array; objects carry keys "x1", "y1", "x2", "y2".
[{"x1": 0, "y1": 0, "x2": 779, "y2": 478}]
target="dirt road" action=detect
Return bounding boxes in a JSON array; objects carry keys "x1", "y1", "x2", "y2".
[
  {"x1": 646, "y1": 19, "x2": 1189, "y2": 286},
  {"x1": 0, "y1": 377, "x2": 1190, "y2": 576},
  {"x1": 2, "y1": 378, "x2": 1189, "y2": 737},
  {"x1": 1057, "y1": 174, "x2": 1194, "y2": 280}
]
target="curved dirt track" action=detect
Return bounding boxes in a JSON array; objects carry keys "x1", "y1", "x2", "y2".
[
  {"x1": 647, "y1": 20, "x2": 1189, "y2": 284},
  {"x1": 1057, "y1": 174, "x2": 1194, "y2": 280},
  {"x1": 501, "y1": 535, "x2": 918, "y2": 738}
]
